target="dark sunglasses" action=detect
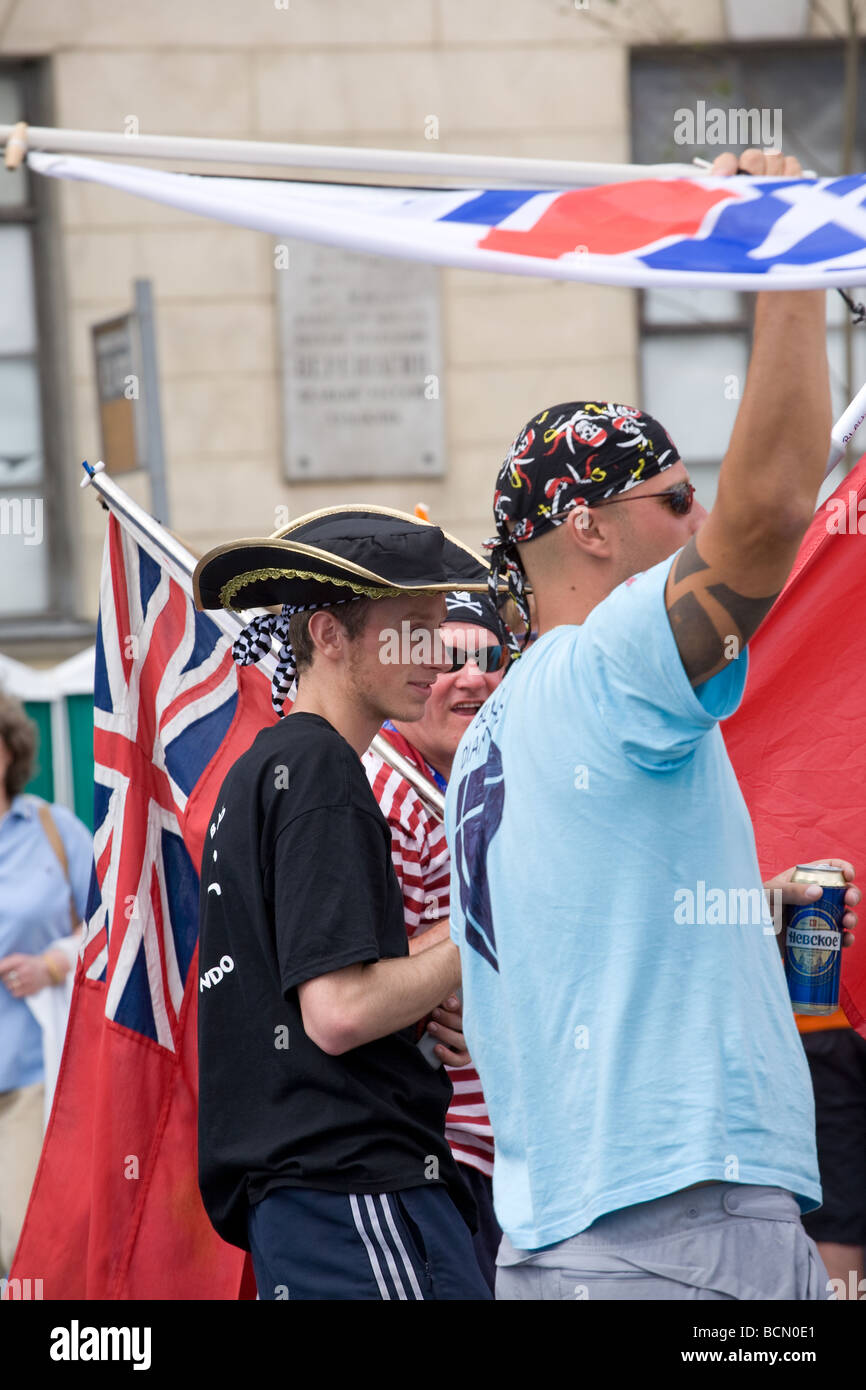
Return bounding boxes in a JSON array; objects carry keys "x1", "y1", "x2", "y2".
[
  {"x1": 592, "y1": 481, "x2": 696, "y2": 516},
  {"x1": 440, "y1": 641, "x2": 508, "y2": 674}
]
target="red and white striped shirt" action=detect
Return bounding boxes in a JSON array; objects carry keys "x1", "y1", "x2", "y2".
[{"x1": 362, "y1": 726, "x2": 495, "y2": 1177}]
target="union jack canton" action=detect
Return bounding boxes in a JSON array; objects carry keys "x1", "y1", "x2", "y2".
[{"x1": 82, "y1": 515, "x2": 240, "y2": 1050}]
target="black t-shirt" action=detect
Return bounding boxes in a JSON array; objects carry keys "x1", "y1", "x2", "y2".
[{"x1": 197, "y1": 711, "x2": 473, "y2": 1250}]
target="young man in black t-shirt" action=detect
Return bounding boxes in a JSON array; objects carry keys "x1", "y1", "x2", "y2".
[{"x1": 194, "y1": 507, "x2": 493, "y2": 1300}]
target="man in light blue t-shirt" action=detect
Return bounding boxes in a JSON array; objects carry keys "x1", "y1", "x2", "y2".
[{"x1": 445, "y1": 145, "x2": 860, "y2": 1300}]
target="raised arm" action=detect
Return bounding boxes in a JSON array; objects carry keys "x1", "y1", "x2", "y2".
[{"x1": 665, "y1": 148, "x2": 832, "y2": 686}]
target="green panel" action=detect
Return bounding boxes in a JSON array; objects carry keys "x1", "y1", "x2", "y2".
[
  {"x1": 22, "y1": 700, "x2": 53, "y2": 801},
  {"x1": 67, "y1": 693, "x2": 95, "y2": 831}
]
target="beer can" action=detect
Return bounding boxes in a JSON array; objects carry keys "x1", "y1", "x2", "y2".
[{"x1": 784, "y1": 864, "x2": 847, "y2": 1016}]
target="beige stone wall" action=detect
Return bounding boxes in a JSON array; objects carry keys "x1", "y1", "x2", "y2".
[{"x1": 1, "y1": 0, "x2": 859, "y2": 629}]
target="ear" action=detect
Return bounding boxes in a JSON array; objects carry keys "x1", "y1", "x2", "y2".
[
  {"x1": 565, "y1": 503, "x2": 616, "y2": 559},
  {"x1": 306, "y1": 609, "x2": 345, "y2": 662}
]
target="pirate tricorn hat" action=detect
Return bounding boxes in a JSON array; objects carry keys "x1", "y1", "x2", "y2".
[
  {"x1": 193, "y1": 505, "x2": 499, "y2": 717},
  {"x1": 193, "y1": 504, "x2": 490, "y2": 612}
]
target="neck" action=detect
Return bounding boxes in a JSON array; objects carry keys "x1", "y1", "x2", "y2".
[
  {"x1": 530, "y1": 549, "x2": 634, "y2": 633},
  {"x1": 534, "y1": 582, "x2": 609, "y2": 634},
  {"x1": 289, "y1": 680, "x2": 380, "y2": 759},
  {"x1": 0, "y1": 789, "x2": 10, "y2": 817}
]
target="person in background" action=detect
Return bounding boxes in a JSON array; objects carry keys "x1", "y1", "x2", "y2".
[
  {"x1": 798, "y1": 1005, "x2": 866, "y2": 1297},
  {"x1": 363, "y1": 587, "x2": 510, "y2": 1290},
  {"x1": 0, "y1": 690, "x2": 93, "y2": 1276}
]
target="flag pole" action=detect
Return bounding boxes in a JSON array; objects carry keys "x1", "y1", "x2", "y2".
[
  {"x1": 80, "y1": 461, "x2": 445, "y2": 818},
  {"x1": 2, "y1": 122, "x2": 700, "y2": 188},
  {"x1": 825, "y1": 376, "x2": 866, "y2": 478},
  {"x1": 80, "y1": 460, "x2": 196, "y2": 574}
]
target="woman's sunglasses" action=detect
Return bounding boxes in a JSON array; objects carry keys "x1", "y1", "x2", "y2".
[
  {"x1": 592, "y1": 481, "x2": 696, "y2": 516},
  {"x1": 440, "y1": 641, "x2": 508, "y2": 674}
]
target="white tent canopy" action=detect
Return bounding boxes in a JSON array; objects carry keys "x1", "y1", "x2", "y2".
[
  {"x1": 0, "y1": 648, "x2": 95, "y2": 816},
  {"x1": 0, "y1": 647, "x2": 94, "y2": 701}
]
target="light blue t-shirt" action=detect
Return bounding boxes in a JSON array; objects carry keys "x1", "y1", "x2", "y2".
[
  {"x1": 0, "y1": 796, "x2": 93, "y2": 1091},
  {"x1": 445, "y1": 552, "x2": 821, "y2": 1252}
]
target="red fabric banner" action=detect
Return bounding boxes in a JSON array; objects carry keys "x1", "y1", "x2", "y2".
[
  {"x1": 724, "y1": 454, "x2": 866, "y2": 1035},
  {"x1": 10, "y1": 518, "x2": 275, "y2": 1298}
]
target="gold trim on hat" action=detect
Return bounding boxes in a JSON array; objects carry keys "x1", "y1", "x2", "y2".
[{"x1": 220, "y1": 566, "x2": 406, "y2": 609}]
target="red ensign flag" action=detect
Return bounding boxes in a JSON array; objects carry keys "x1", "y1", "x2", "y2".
[
  {"x1": 724, "y1": 452, "x2": 866, "y2": 1035},
  {"x1": 9, "y1": 516, "x2": 273, "y2": 1298}
]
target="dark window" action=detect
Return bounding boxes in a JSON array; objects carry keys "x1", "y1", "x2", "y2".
[{"x1": 0, "y1": 62, "x2": 89, "y2": 642}]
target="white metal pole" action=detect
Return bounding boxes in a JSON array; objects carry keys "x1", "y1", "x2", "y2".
[
  {"x1": 0, "y1": 122, "x2": 700, "y2": 188},
  {"x1": 80, "y1": 461, "x2": 197, "y2": 574},
  {"x1": 825, "y1": 377, "x2": 866, "y2": 477},
  {"x1": 49, "y1": 695, "x2": 74, "y2": 811},
  {"x1": 133, "y1": 279, "x2": 170, "y2": 526}
]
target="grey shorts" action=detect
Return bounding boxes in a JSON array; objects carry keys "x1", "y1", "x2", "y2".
[{"x1": 495, "y1": 1183, "x2": 831, "y2": 1301}]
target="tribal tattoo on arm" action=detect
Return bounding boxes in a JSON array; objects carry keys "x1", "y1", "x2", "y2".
[{"x1": 665, "y1": 536, "x2": 781, "y2": 687}]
